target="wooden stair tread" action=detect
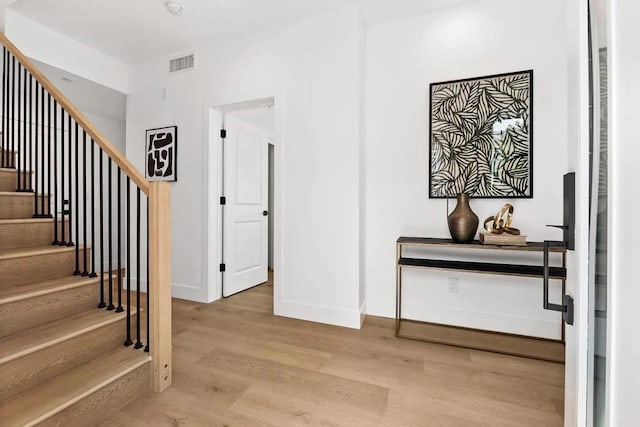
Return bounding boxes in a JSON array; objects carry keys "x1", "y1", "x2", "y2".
[
  {"x1": 0, "y1": 218, "x2": 61, "y2": 225},
  {"x1": 0, "y1": 168, "x2": 33, "y2": 173},
  {"x1": 0, "y1": 274, "x2": 107, "y2": 304},
  {"x1": 0, "y1": 245, "x2": 86, "y2": 261},
  {"x1": 0, "y1": 191, "x2": 46, "y2": 197},
  {"x1": 0, "y1": 347, "x2": 150, "y2": 427},
  {"x1": 0, "y1": 307, "x2": 137, "y2": 364}
]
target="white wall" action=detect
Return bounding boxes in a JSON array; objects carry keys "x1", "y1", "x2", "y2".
[
  {"x1": 126, "y1": 6, "x2": 363, "y2": 328},
  {"x1": 358, "y1": 21, "x2": 367, "y2": 321},
  {"x1": 4, "y1": 9, "x2": 130, "y2": 94},
  {"x1": 364, "y1": 0, "x2": 570, "y2": 339},
  {"x1": 609, "y1": 0, "x2": 640, "y2": 424}
]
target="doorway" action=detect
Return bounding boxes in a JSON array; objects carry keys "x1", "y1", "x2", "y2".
[{"x1": 219, "y1": 103, "x2": 275, "y2": 299}]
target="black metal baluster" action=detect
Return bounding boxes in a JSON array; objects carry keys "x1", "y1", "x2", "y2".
[
  {"x1": 22, "y1": 68, "x2": 27, "y2": 191},
  {"x1": 82, "y1": 130, "x2": 88, "y2": 276},
  {"x1": 107, "y1": 158, "x2": 115, "y2": 311},
  {"x1": 52, "y1": 100, "x2": 59, "y2": 244},
  {"x1": 125, "y1": 177, "x2": 132, "y2": 346},
  {"x1": 20, "y1": 67, "x2": 26, "y2": 191},
  {"x1": 73, "y1": 122, "x2": 80, "y2": 275},
  {"x1": 16, "y1": 61, "x2": 21, "y2": 186},
  {"x1": 32, "y1": 81, "x2": 39, "y2": 216},
  {"x1": 2, "y1": 48, "x2": 6, "y2": 168},
  {"x1": 21, "y1": 67, "x2": 27, "y2": 191},
  {"x1": 116, "y1": 168, "x2": 123, "y2": 313},
  {"x1": 10, "y1": 54, "x2": 15, "y2": 169},
  {"x1": 16, "y1": 63, "x2": 22, "y2": 190},
  {"x1": 59, "y1": 109, "x2": 66, "y2": 245},
  {"x1": 98, "y1": 148, "x2": 106, "y2": 309},
  {"x1": 145, "y1": 201, "x2": 149, "y2": 353},
  {"x1": 39, "y1": 88, "x2": 45, "y2": 215},
  {"x1": 39, "y1": 85, "x2": 45, "y2": 216},
  {"x1": 90, "y1": 139, "x2": 97, "y2": 278},
  {"x1": 28, "y1": 74, "x2": 33, "y2": 193},
  {"x1": 135, "y1": 188, "x2": 143, "y2": 349},
  {"x1": 66, "y1": 113, "x2": 74, "y2": 247},
  {"x1": 47, "y1": 93, "x2": 51, "y2": 217},
  {"x1": 3, "y1": 49, "x2": 8, "y2": 169}
]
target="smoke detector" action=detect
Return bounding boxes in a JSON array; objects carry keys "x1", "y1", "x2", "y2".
[{"x1": 165, "y1": 1, "x2": 184, "y2": 16}]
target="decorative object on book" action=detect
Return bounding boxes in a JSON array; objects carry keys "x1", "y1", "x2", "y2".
[
  {"x1": 483, "y1": 203, "x2": 520, "y2": 234},
  {"x1": 146, "y1": 126, "x2": 178, "y2": 182},
  {"x1": 481, "y1": 203, "x2": 525, "y2": 245},
  {"x1": 447, "y1": 193, "x2": 479, "y2": 243},
  {"x1": 429, "y1": 70, "x2": 533, "y2": 198}
]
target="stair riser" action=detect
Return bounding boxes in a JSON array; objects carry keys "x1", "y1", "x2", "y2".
[
  {"x1": 0, "y1": 194, "x2": 50, "y2": 219},
  {"x1": 38, "y1": 362, "x2": 150, "y2": 427},
  {"x1": 0, "y1": 220, "x2": 69, "y2": 250},
  {"x1": 0, "y1": 316, "x2": 135, "y2": 402},
  {"x1": 0, "y1": 170, "x2": 33, "y2": 192},
  {"x1": 0, "y1": 248, "x2": 89, "y2": 287},
  {"x1": 0, "y1": 279, "x2": 100, "y2": 338}
]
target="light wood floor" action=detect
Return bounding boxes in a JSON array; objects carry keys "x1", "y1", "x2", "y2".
[{"x1": 105, "y1": 279, "x2": 564, "y2": 426}]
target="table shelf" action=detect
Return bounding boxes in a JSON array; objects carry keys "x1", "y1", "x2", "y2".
[{"x1": 398, "y1": 257, "x2": 567, "y2": 280}]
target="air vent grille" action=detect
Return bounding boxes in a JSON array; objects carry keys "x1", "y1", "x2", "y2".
[{"x1": 169, "y1": 54, "x2": 195, "y2": 73}]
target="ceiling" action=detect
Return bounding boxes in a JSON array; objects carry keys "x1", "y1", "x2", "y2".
[{"x1": 7, "y1": 0, "x2": 478, "y2": 64}]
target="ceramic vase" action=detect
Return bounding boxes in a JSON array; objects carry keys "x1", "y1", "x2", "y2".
[{"x1": 447, "y1": 193, "x2": 479, "y2": 243}]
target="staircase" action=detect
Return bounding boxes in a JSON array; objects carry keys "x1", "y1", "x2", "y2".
[{"x1": 0, "y1": 34, "x2": 172, "y2": 426}]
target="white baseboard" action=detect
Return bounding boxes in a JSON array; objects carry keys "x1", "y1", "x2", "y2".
[
  {"x1": 275, "y1": 299, "x2": 362, "y2": 329},
  {"x1": 359, "y1": 300, "x2": 367, "y2": 327},
  {"x1": 123, "y1": 278, "x2": 209, "y2": 303},
  {"x1": 401, "y1": 302, "x2": 562, "y2": 340}
]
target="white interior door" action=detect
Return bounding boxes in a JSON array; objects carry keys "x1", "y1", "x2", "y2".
[{"x1": 222, "y1": 115, "x2": 269, "y2": 297}]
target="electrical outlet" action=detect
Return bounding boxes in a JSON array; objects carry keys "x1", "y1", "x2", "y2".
[{"x1": 448, "y1": 278, "x2": 459, "y2": 293}]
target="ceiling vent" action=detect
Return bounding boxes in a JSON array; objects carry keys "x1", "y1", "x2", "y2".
[{"x1": 169, "y1": 53, "x2": 195, "y2": 73}]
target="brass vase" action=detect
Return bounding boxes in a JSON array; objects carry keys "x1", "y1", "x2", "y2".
[{"x1": 447, "y1": 193, "x2": 479, "y2": 243}]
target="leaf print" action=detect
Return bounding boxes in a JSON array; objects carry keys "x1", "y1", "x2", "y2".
[{"x1": 429, "y1": 70, "x2": 532, "y2": 198}]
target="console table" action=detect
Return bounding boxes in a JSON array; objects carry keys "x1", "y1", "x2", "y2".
[{"x1": 395, "y1": 237, "x2": 568, "y2": 363}]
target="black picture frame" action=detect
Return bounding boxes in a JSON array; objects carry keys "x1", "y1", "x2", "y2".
[
  {"x1": 145, "y1": 126, "x2": 178, "y2": 182},
  {"x1": 428, "y1": 70, "x2": 533, "y2": 199}
]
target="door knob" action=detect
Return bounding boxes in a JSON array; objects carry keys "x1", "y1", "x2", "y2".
[{"x1": 263, "y1": 210, "x2": 269, "y2": 216}]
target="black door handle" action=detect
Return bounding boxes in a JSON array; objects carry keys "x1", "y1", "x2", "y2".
[
  {"x1": 263, "y1": 210, "x2": 269, "y2": 216},
  {"x1": 542, "y1": 240, "x2": 574, "y2": 325}
]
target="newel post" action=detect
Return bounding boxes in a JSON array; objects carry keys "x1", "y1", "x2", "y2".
[{"x1": 149, "y1": 181, "x2": 172, "y2": 392}]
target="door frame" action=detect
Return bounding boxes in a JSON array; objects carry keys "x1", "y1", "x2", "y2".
[
  {"x1": 202, "y1": 95, "x2": 281, "y2": 304},
  {"x1": 564, "y1": 0, "x2": 592, "y2": 425}
]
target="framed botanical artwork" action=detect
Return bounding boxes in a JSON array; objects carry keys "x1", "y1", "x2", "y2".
[
  {"x1": 429, "y1": 70, "x2": 533, "y2": 198},
  {"x1": 146, "y1": 126, "x2": 178, "y2": 182}
]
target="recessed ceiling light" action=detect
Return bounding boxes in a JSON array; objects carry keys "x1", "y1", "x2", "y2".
[
  {"x1": 61, "y1": 76, "x2": 73, "y2": 83},
  {"x1": 165, "y1": 1, "x2": 184, "y2": 16}
]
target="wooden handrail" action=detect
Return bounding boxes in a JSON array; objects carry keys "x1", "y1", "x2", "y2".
[{"x1": 0, "y1": 33, "x2": 149, "y2": 194}]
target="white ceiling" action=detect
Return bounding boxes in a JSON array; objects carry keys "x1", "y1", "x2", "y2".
[{"x1": 8, "y1": 0, "x2": 478, "y2": 64}]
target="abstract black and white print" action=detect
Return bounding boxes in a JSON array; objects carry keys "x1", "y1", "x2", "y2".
[
  {"x1": 146, "y1": 126, "x2": 177, "y2": 182},
  {"x1": 429, "y1": 70, "x2": 533, "y2": 198}
]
